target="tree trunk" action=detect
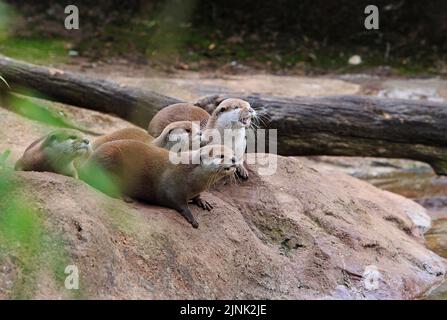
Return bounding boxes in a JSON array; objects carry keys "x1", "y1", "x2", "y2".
[
  {"x1": 196, "y1": 94, "x2": 447, "y2": 175},
  {"x1": 0, "y1": 55, "x2": 180, "y2": 127},
  {"x1": 1, "y1": 55, "x2": 446, "y2": 175}
]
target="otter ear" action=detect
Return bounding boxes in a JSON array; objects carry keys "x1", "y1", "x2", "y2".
[
  {"x1": 199, "y1": 149, "x2": 209, "y2": 164},
  {"x1": 167, "y1": 128, "x2": 179, "y2": 136},
  {"x1": 194, "y1": 95, "x2": 226, "y2": 114},
  {"x1": 48, "y1": 134, "x2": 58, "y2": 142},
  {"x1": 43, "y1": 134, "x2": 57, "y2": 147}
]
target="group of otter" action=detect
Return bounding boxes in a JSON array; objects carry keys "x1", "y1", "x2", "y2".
[{"x1": 15, "y1": 98, "x2": 256, "y2": 228}]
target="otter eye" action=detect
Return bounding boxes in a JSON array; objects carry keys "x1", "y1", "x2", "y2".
[
  {"x1": 185, "y1": 129, "x2": 190, "y2": 133},
  {"x1": 220, "y1": 155, "x2": 225, "y2": 159}
]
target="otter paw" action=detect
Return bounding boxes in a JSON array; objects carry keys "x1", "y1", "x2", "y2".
[
  {"x1": 191, "y1": 220, "x2": 199, "y2": 229},
  {"x1": 192, "y1": 196, "x2": 213, "y2": 211},
  {"x1": 236, "y1": 165, "x2": 249, "y2": 180}
]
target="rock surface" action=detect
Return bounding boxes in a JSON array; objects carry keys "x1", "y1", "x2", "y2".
[
  {"x1": 1, "y1": 98, "x2": 446, "y2": 299},
  {"x1": 1, "y1": 157, "x2": 446, "y2": 298}
]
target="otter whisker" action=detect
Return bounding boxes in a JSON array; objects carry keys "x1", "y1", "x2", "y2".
[
  {"x1": 206, "y1": 170, "x2": 214, "y2": 189},
  {"x1": 249, "y1": 122, "x2": 260, "y2": 131},
  {"x1": 208, "y1": 169, "x2": 221, "y2": 189},
  {"x1": 229, "y1": 171, "x2": 237, "y2": 185},
  {"x1": 254, "y1": 113, "x2": 269, "y2": 127},
  {"x1": 233, "y1": 169, "x2": 242, "y2": 184}
]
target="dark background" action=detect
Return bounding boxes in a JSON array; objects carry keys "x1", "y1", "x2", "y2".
[{"x1": 3, "y1": 0, "x2": 447, "y2": 74}]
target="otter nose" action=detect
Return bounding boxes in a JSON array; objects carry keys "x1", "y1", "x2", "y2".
[{"x1": 231, "y1": 157, "x2": 236, "y2": 164}]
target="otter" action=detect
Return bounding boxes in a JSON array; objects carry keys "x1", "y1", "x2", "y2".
[
  {"x1": 152, "y1": 121, "x2": 202, "y2": 151},
  {"x1": 92, "y1": 127, "x2": 153, "y2": 150},
  {"x1": 200, "y1": 98, "x2": 255, "y2": 179},
  {"x1": 93, "y1": 121, "x2": 202, "y2": 152},
  {"x1": 147, "y1": 99, "x2": 255, "y2": 179},
  {"x1": 15, "y1": 129, "x2": 91, "y2": 178},
  {"x1": 79, "y1": 141, "x2": 236, "y2": 228},
  {"x1": 148, "y1": 103, "x2": 210, "y2": 137}
]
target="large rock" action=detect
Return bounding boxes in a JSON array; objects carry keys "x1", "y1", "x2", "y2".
[
  {"x1": 0, "y1": 101, "x2": 445, "y2": 299},
  {"x1": 0, "y1": 156, "x2": 445, "y2": 299}
]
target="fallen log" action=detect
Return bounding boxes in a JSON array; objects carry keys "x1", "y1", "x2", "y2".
[
  {"x1": 0, "y1": 55, "x2": 446, "y2": 175},
  {"x1": 0, "y1": 55, "x2": 180, "y2": 127},
  {"x1": 196, "y1": 94, "x2": 447, "y2": 175}
]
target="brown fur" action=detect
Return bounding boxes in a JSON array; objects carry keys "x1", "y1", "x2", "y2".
[
  {"x1": 148, "y1": 99, "x2": 253, "y2": 180},
  {"x1": 15, "y1": 129, "x2": 91, "y2": 178},
  {"x1": 148, "y1": 103, "x2": 210, "y2": 137},
  {"x1": 93, "y1": 127, "x2": 154, "y2": 150},
  {"x1": 80, "y1": 140, "x2": 236, "y2": 228},
  {"x1": 152, "y1": 121, "x2": 201, "y2": 150},
  {"x1": 93, "y1": 121, "x2": 201, "y2": 151}
]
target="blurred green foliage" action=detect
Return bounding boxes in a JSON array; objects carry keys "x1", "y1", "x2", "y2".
[
  {"x1": 0, "y1": 0, "x2": 14, "y2": 40},
  {"x1": 0, "y1": 0, "x2": 445, "y2": 74},
  {"x1": 0, "y1": 75, "x2": 10, "y2": 88},
  {"x1": 0, "y1": 1, "x2": 67, "y2": 64},
  {"x1": 0, "y1": 37, "x2": 67, "y2": 64},
  {"x1": 7, "y1": 93, "x2": 76, "y2": 128},
  {"x1": 0, "y1": 149, "x2": 10, "y2": 169},
  {"x1": 79, "y1": 160, "x2": 121, "y2": 199},
  {"x1": 0, "y1": 165, "x2": 80, "y2": 298}
]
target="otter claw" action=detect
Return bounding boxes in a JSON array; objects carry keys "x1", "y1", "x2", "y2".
[
  {"x1": 236, "y1": 166, "x2": 249, "y2": 180},
  {"x1": 192, "y1": 197, "x2": 213, "y2": 211}
]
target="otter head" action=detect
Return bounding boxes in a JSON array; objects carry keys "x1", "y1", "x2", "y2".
[
  {"x1": 162, "y1": 121, "x2": 202, "y2": 151},
  {"x1": 42, "y1": 129, "x2": 92, "y2": 161},
  {"x1": 212, "y1": 98, "x2": 255, "y2": 129},
  {"x1": 198, "y1": 144, "x2": 237, "y2": 175}
]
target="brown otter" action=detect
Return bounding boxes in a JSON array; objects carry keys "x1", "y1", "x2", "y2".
[
  {"x1": 147, "y1": 99, "x2": 255, "y2": 179},
  {"x1": 15, "y1": 129, "x2": 92, "y2": 178},
  {"x1": 148, "y1": 103, "x2": 210, "y2": 137},
  {"x1": 79, "y1": 140, "x2": 236, "y2": 228},
  {"x1": 93, "y1": 121, "x2": 202, "y2": 152},
  {"x1": 92, "y1": 127, "x2": 153, "y2": 150}
]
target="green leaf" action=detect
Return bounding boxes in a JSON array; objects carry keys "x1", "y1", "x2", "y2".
[{"x1": 0, "y1": 75, "x2": 10, "y2": 89}]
